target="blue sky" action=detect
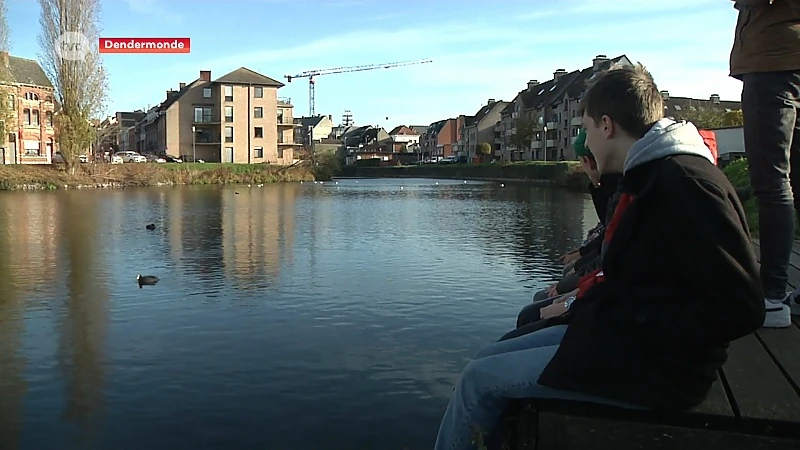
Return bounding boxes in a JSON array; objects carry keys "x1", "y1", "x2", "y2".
[{"x1": 6, "y1": 0, "x2": 739, "y2": 129}]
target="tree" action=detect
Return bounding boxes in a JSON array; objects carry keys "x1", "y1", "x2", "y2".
[
  {"x1": 508, "y1": 118, "x2": 536, "y2": 153},
  {"x1": 0, "y1": 0, "x2": 13, "y2": 150},
  {"x1": 672, "y1": 106, "x2": 743, "y2": 129},
  {"x1": 476, "y1": 142, "x2": 492, "y2": 160},
  {"x1": 37, "y1": 0, "x2": 108, "y2": 171}
]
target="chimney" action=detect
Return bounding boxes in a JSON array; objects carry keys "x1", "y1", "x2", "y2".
[
  {"x1": 488, "y1": 98, "x2": 496, "y2": 105},
  {"x1": 660, "y1": 90, "x2": 669, "y2": 101},
  {"x1": 0, "y1": 51, "x2": 7, "y2": 68},
  {"x1": 328, "y1": 114, "x2": 332, "y2": 121},
  {"x1": 710, "y1": 94, "x2": 720, "y2": 104},
  {"x1": 592, "y1": 54, "x2": 610, "y2": 71},
  {"x1": 179, "y1": 82, "x2": 186, "y2": 89},
  {"x1": 553, "y1": 69, "x2": 567, "y2": 79},
  {"x1": 527, "y1": 80, "x2": 539, "y2": 90},
  {"x1": 199, "y1": 70, "x2": 211, "y2": 81}
]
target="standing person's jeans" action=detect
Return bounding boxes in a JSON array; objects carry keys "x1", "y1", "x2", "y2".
[
  {"x1": 433, "y1": 325, "x2": 639, "y2": 450},
  {"x1": 742, "y1": 71, "x2": 800, "y2": 300}
]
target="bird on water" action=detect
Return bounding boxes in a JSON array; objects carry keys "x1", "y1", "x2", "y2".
[
  {"x1": 145, "y1": 223, "x2": 156, "y2": 230},
  {"x1": 137, "y1": 274, "x2": 159, "y2": 288}
]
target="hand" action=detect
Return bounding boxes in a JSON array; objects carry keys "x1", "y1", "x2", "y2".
[
  {"x1": 563, "y1": 251, "x2": 580, "y2": 264},
  {"x1": 580, "y1": 156, "x2": 601, "y2": 187},
  {"x1": 540, "y1": 301, "x2": 569, "y2": 319}
]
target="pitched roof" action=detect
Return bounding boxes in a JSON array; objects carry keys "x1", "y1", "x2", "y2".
[
  {"x1": 426, "y1": 119, "x2": 447, "y2": 135},
  {"x1": 213, "y1": 67, "x2": 284, "y2": 87},
  {"x1": 389, "y1": 125, "x2": 418, "y2": 135},
  {"x1": 563, "y1": 55, "x2": 632, "y2": 100},
  {"x1": 2, "y1": 55, "x2": 53, "y2": 88},
  {"x1": 410, "y1": 125, "x2": 428, "y2": 134},
  {"x1": 295, "y1": 116, "x2": 326, "y2": 128},
  {"x1": 158, "y1": 80, "x2": 196, "y2": 112},
  {"x1": 664, "y1": 96, "x2": 742, "y2": 117}
]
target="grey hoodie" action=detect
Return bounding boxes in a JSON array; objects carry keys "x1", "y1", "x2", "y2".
[{"x1": 623, "y1": 118, "x2": 715, "y2": 174}]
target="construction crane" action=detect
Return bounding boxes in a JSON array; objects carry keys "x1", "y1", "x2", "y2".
[{"x1": 285, "y1": 59, "x2": 433, "y2": 117}]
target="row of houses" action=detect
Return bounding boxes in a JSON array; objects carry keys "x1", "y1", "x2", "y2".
[
  {"x1": 0, "y1": 51, "x2": 59, "y2": 164},
  {"x1": 419, "y1": 54, "x2": 743, "y2": 163},
  {"x1": 101, "y1": 67, "x2": 302, "y2": 164}
]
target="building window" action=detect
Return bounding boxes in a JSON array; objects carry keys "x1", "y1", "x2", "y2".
[
  {"x1": 24, "y1": 141, "x2": 41, "y2": 156},
  {"x1": 253, "y1": 107, "x2": 263, "y2": 118},
  {"x1": 224, "y1": 85, "x2": 233, "y2": 101},
  {"x1": 24, "y1": 92, "x2": 39, "y2": 101},
  {"x1": 254, "y1": 146, "x2": 263, "y2": 158},
  {"x1": 46, "y1": 111, "x2": 53, "y2": 126},
  {"x1": 196, "y1": 128, "x2": 212, "y2": 143},
  {"x1": 23, "y1": 108, "x2": 31, "y2": 125},
  {"x1": 254, "y1": 127, "x2": 263, "y2": 138},
  {"x1": 203, "y1": 87, "x2": 212, "y2": 98},
  {"x1": 194, "y1": 106, "x2": 212, "y2": 123},
  {"x1": 7, "y1": 94, "x2": 13, "y2": 108},
  {"x1": 277, "y1": 109, "x2": 284, "y2": 124},
  {"x1": 224, "y1": 106, "x2": 233, "y2": 122},
  {"x1": 45, "y1": 95, "x2": 53, "y2": 103},
  {"x1": 224, "y1": 126, "x2": 233, "y2": 143},
  {"x1": 32, "y1": 109, "x2": 40, "y2": 126},
  {"x1": 254, "y1": 87, "x2": 263, "y2": 98}
]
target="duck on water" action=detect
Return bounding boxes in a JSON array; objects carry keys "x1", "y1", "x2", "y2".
[{"x1": 136, "y1": 274, "x2": 159, "y2": 288}]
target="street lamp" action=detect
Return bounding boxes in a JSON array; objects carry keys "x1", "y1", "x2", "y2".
[
  {"x1": 191, "y1": 125, "x2": 196, "y2": 163},
  {"x1": 538, "y1": 115, "x2": 549, "y2": 162}
]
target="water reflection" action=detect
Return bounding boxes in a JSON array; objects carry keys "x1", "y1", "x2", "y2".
[
  {"x1": 0, "y1": 180, "x2": 596, "y2": 450},
  {"x1": 55, "y1": 192, "x2": 110, "y2": 445}
]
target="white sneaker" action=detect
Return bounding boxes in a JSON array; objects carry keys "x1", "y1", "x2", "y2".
[
  {"x1": 764, "y1": 297, "x2": 792, "y2": 328},
  {"x1": 785, "y1": 288, "x2": 800, "y2": 316}
]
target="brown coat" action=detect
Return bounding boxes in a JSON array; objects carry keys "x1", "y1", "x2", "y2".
[{"x1": 729, "y1": 0, "x2": 800, "y2": 78}]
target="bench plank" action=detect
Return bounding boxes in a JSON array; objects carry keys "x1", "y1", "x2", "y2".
[
  {"x1": 721, "y1": 334, "x2": 800, "y2": 425},
  {"x1": 537, "y1": 412, "x2": 800, "y2": 450},
  {"x1": 756, "y1": 327, "x2": 800, "y2": 393},
  {"x1": 691, "y1": 376, "x2": 734, "y2": 418}
]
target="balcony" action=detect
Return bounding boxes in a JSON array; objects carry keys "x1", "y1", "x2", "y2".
[
  {"x1": 546, "y1": 121, "x2": 558, "y2": 129},
  {"x1": 545, "y1": 139, "x2": 556, "y2": 148},
  {"x1": 277, "y1": 116, "x2": 296, "y2": 127},
  {"x1": 571, "y1": 116, "x2": 582, "y2": 126},
  {"x1": 278, "y1": 97, "x2": 292, "y2": 106},
  {"x1": 530, "y1": 141, "x2": 541, "y2": 149},
  {"x1": 193, "y1": 119, "x2": 220, "y2": 125}
]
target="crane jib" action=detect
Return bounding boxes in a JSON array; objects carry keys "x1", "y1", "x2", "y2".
[{"x1": 282, "y1": 58, "x2": 432, "y2": 116}]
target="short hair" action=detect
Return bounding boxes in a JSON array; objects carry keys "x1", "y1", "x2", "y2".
[{"x1": 578, "y1": 64, "x2": 664, "y2": 139}]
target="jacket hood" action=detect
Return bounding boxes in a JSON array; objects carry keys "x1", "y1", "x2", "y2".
[{"x1": 623, "y1": 119, "x2": 715, "y2": 174}]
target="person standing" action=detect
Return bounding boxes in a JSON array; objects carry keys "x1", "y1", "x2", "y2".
[{"x1": 730, "y1": 0, "x2": 800, "y2": 327}]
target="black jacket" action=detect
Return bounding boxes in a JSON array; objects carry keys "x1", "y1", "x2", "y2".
[
  {"x1": 538, "y1": 154, "x2": 764, "y2": 410},
  {"x1": 580, "y1": 173, "x2": 624, "y2": 258}
]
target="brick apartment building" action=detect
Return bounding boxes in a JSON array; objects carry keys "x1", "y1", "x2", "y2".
[
  {"x1": 129, "y1": 67, "x2": 299, "y2": 164},
  {"x1": 0, "y1": 51, "x2": 58, "y2": 164}
]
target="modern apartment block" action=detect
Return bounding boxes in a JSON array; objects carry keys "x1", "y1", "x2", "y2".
[
  {"x1": 495, "y1": 54, "x2": 744, "y2": 162},
  {"x1": 0, "y1": 51, "x2": 58, "y2": 164},
  {"x1": 134, "y1": 67, "x2": 299, "y2": 164},
  {"x1": 497, "y1": 55, "x2": 634, "y2": 162}
]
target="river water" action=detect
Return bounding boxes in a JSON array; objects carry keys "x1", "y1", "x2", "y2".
[{"x1": 0, "y1": 178, "x2": 595, "y2": 450}]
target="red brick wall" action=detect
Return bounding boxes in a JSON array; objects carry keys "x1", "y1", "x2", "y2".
[{"x1": 13, "y1": 85, "x2": 57, "y2": 160}]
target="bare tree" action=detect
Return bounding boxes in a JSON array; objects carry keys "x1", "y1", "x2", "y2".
[
  {"x1": 0, "y1": 0, "x2": 12, "y2": 149},
  {"x1": 37, "y1": 0, "x2": 108, "y2": 170}
]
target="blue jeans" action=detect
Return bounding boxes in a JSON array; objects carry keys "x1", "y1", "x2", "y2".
[
  {"x1": 742, "y1": 70, "x2": 800, "y2": 299},
  {"x1": 433, "y1": 325, "x2": 637, "y2": 450}
]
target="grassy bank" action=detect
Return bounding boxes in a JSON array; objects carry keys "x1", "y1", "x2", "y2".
[
  {"x1": 0, "y1": 162, "x2": 316, "y2": 190},
  {"x1": 722, "y1": 158, "x2": 759, "y2": 235},
  {"x1": 338, "y1": 161, "x2": 588, "y2": 189}
]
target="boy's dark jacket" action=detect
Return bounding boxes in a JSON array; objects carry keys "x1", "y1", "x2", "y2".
[
  {"x1": 538, "y1": 119, "x2": 764, "y2": 410},
  {"x1": 579, "y1": 173, "x2": 624, "y2": 259}
]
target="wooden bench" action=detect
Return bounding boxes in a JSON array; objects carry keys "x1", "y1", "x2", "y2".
[{"x1": 502, "y1": 240, "x2": 800, "y2": 449}]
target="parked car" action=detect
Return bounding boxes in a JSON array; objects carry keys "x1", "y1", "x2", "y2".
[
  {"x1": 145, "y1": 154, "x2": 166, "y2": 163},
  {"x1": 116, "y1": 151, "x2": 147, "y2": 163},
  {"x1": 161, "y1": 154, "x2": 182, "y2": 163},
  {"x1": 439, "y1": 156, "x2": 457, "y2": 164},
  {"x1": 79, "y1": 154, "x2": 88, "y2": 163},
  {"x1": 111, "y1": 154, "x2": 124, "y2": 164}
]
